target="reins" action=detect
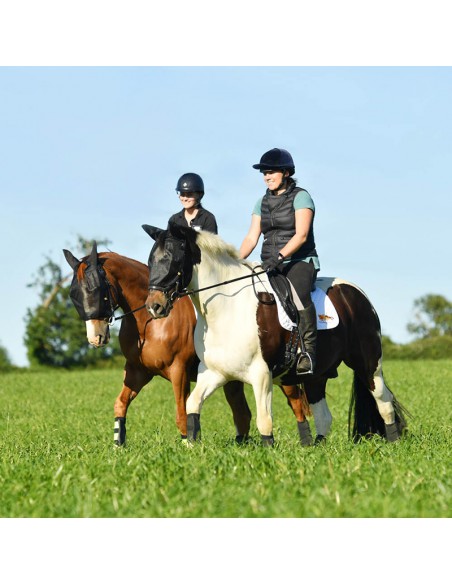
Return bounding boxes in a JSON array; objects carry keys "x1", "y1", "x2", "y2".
[
  {"x1": 177, "y1": 267, "x2": 268, "y2": 298},
  {"x1": 108, "y1": 303, "x2": 147, "y2": 325},
  {"x1": 108, "y1": 265, "x2": 273, "y2": 325}
]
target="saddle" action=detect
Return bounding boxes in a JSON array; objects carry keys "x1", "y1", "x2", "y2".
[
  {"x1": 264, "y1": 272, "x2": 300, "y2": 379},
  {"x1": 264, "y1": 272, "x2": 339, "y2": 383},
  {"x1": 267, "y1": 271, "x2": 299, "y2": 325}
]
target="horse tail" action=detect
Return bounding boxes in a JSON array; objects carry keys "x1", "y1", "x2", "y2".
[{"x1": 348, "y1": 373, "x2": 410, "y2": 441}]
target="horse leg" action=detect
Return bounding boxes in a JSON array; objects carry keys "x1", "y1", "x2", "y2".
[
  {"x1": 167, "y1": 361, "x2": 193, "y2": 440},
  {"x1": 279, "y1": 384, "x2": 313, "y2": 446},
  {"x1": 249, "y1": 366, "x2": 274, "y2": 446},
  {"x1": 372, "y1": 358, "x2": 405, "y2": 442},
  {"x1": 186, "y1": 365, "x2": 227, "y2": 442},
  {"x1": 333, "y1": 283, "x2": 407, "y2": 441},
  {"x1": 303, "y1": 378, "x2": 332, "y2": 444},
  {"x1": 223, "y1": 381, "x2": 252, "y2": 443},
  {"x1": 344, "y1": 337, "x2": 406, "y2": 441},
  {"x1": 114, "y1": 364, "x2": 152, "y2": 447}
]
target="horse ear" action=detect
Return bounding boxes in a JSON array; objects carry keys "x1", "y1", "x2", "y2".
[
  {"x1": 142, "y1": 224, "x2": 164, "y2": 241},
  {"x1": 88, "y1": 241, "x2": 98, "y2": 266},
  {"x1": 168, "y1": 221, "x2": 190, "y2": 240},
  {"x1": 63, "y1": 249, "x2": 81, "y2": 270}
]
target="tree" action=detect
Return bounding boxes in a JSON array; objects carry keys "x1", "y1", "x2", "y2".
[
  {"x1": 407, "y1": 294, "x2": 452, "y2": 339},
  {"x1": 0, "y1": 344, "x2": 13, "y2": 371},
  {"x1": 24, "y1": 236, "x2": 122, "y2": 368}
]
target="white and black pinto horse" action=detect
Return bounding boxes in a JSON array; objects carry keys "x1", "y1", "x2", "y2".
[{"x1": 143, "y1": 223, "x2": 408, "y2": 446}]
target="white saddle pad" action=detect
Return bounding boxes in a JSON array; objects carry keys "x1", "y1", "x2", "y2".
[{"x1": 272, "y1": 284, "x2": 339, "y2": 331}]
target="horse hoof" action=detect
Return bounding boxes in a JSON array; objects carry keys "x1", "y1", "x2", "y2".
[
  {"x1": 314, "y1": 434, "x2": 326, "y2": 445},
  {"x1": 385, "y1": 422, "x2": 400, "y2": 442},
  {"x1": 261, "y1": 434, "x2": 275, "y2": 447},
  {"x1": 181, "y1": 438, "x2": 194, "y2": 449},
  {"x1": 297, "y1": 420, "x2": 313, "y2": 446},
  {"x1": 235, "y1": 435, "x2": 249, "y2": 444}
]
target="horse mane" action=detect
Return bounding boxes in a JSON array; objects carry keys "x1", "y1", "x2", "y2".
[
  {"x1": 98, "y1": 251, "x2": 147, "y2": 272},
  {"x1": 76, "y1": 251, "x2": 147, "y2": 282},
  {"x1": 196, "y1": 230, "x2": 254, "y2": 269}
]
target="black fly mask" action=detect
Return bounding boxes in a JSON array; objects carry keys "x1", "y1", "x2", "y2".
[
  {"x1": 63, "y1": 243, "x2": 116, "y2": 322},
  {"x1": 142, "y1": 223, "x2": 198, "y2": 295}
]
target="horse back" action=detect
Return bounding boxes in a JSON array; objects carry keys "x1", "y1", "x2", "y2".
[{"x1": 327, "y1": 283, "x2": 383, "y2": 372}]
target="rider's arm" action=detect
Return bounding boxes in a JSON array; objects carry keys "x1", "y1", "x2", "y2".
[{"x1": 239, "y1": 214, "x2": 261, "y2": 259}]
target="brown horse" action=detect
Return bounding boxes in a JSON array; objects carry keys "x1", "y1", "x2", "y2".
[
  {"x1": 143, "y1": 223, "x2": 408, "y2": 445},
  {"x1": 63, "y1": 243, "x2": 311, "y2": 446}
]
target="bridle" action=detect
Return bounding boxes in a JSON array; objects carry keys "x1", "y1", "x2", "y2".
[
  {"x1": 96, "y1": 265, "x2": 147, "y2": 326},
  {"x1": 147, "y1": 270, "x2": 186, "y2": 317}
]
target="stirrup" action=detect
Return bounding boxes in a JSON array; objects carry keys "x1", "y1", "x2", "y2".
[{"x1": 296, "y1": 351, "x2": 314, "y2": 375}]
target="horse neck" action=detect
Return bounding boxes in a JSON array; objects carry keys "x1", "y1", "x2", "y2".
[
  {"x1": 102, "y1": 254, "x2": 148, "y2": 312},
  {"x1": 190, "y1": 250, "x2": 259, "y2": 318},
  {"x1": 192, "y1": 249, "x2": 244, "y2": 288}
]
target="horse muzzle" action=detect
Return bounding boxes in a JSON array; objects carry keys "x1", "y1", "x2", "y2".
[
  {"x1": 145, "y1": 290, "x2": 173, "y2": 319},
  {"x1": 86, "y1": 320, "x2": 111, "y2": 347}
]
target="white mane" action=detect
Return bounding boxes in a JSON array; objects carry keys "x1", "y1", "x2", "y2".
[{"x1": 196, "y1": 230, "x2": 254, "y2": 269}]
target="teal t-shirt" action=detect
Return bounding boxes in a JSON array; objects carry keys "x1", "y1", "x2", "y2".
[
  {"x1": 252, "y1": 190, "x2": 320, "y2": 270},
  {"x1": 252, "y1": 189, "x2": 315, "y2": 215}
]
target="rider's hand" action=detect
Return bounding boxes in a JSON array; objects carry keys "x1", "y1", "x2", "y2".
[{"x1": 262, "y1": 253, "x2": 285, "y2": 272}]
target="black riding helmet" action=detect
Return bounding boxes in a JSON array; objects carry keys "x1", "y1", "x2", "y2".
[
  {"x1": 176, "y1": 173, "x2": 204, "y2": 200},
  {"x1": 252, "y1": 148, "x2": 295, "y2": 176}
]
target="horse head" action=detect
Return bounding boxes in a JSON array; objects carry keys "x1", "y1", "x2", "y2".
[
  {"x1": 142, "y1": 222, "x2": 200, "y2": 319},
  {"x1": 63, "y1": 242, "x2": 116, "y2": 347}
]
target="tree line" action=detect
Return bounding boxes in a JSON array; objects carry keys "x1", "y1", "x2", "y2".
[{"x1": 1, "y1": 237, "x2": 451, "y2": 370}]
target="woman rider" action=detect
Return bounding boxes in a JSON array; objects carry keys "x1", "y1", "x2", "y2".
[
  {"x1": 168, "y1": 172, "x2": 218, "y2": 234},
  {"x1": 239, "y1": 148, "x2": 320, "y2": 374}
]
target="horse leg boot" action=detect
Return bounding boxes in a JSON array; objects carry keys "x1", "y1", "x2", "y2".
[
  {"x1": 114, "y1": 417, "x2": 126, "y2": 446},
  {"x1": 187, "y1": 413, "x2": 201, "y2": 442},
  {"x1": 296, "y1": 303, "x2": 317, "y2": 375}
]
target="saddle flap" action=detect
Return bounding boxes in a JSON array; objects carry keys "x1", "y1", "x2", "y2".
[{"x1": 268, "y1": 272, "x2": 298, "y2": 324}]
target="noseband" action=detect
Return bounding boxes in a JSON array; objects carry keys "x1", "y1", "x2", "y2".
[{"x1": 148, "y1": 271, "x2": 185, "y2": 316}]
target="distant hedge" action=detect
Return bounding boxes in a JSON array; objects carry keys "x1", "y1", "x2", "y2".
[{"x1": 382, "y1": 335, "x2": 452, "y2": 360}]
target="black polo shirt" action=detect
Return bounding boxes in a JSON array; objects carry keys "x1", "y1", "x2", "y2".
[{"x1": 168, "y1": 206, "x2": 218, "y2": 234}]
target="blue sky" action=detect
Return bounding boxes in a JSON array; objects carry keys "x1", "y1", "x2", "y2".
[{"x1": 1, "y1": 66, "x2": 452, "y2": 366}]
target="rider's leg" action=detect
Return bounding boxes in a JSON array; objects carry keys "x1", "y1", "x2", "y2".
[{"x1": 283, "y1": 260, "x2": 317, "y2": 375}]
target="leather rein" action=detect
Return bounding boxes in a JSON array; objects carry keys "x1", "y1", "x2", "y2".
[{"x1": 107, "y1": 266, "x2": 272, "y2": 324}]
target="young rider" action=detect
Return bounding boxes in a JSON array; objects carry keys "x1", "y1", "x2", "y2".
[
  {"x1": 168, "y1": 172, "x2": 218, "y2": 234},
  {"x1": 239, "y1": 148, "x2": 320, "y2": 374}
]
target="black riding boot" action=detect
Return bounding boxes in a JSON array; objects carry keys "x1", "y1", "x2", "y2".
[{"x1": 296, "y1": 304, "x2": 317, "y2": 375}]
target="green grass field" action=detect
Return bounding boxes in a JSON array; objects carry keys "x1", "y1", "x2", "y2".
[{"x1": 0, "y1": 360, "x2": 451, "y2": 517}]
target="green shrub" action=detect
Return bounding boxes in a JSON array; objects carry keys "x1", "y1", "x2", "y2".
[{"x1": 383, "y1": 335, "x2": 452, "y2": 360}]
